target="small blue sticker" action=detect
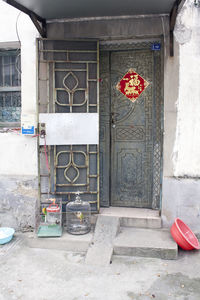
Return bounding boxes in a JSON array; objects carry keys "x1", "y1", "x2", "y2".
[
  {"x1": 151, "y1": 43, "x2": 161, "y2": 51},
  {"x1": 22, "y1": 126, "x2": 35, "y2": 135}
]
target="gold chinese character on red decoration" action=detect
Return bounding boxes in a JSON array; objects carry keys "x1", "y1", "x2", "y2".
[{"x1": 116, "y1": 69, "x2": 149, "y2": 102}]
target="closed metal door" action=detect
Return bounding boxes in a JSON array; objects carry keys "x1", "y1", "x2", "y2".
[
  {"x1": 38, "y1": 39, "x2": 99, "y2": 212},
  {"x1": 100, "y1": 42, "x2": 163, "y2": 208}
]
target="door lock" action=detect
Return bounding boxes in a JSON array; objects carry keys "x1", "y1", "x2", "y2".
[{"x1": 39, "y1": 123, "x2": 46, "y2": 138}]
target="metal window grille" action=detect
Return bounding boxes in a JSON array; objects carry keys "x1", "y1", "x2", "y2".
[{"x1": 0, "y1": 50, "x2": 21, "y2": 124}]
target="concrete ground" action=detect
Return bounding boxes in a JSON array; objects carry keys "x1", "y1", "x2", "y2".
[{"x1": 0, "y1": 234, "x2": 200, "y2": 300}]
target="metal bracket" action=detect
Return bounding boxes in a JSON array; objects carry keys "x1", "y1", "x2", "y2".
[
  {"x1": 4, "y1": 0, "x2": 47, "y2": 38},
  {"x1": 29, "y1": 13, "x2": 47, "y2": 38}
]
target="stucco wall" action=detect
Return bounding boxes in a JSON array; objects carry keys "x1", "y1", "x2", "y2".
[
  {"x1": 0, "y1": 1, "x2": 38, "y2": 176},
  {"x1": 162, "y1": 177, "x2": 200, "y2": 230},
  {"x1": 0, "y1": 175, "x2": 38, "y2": 229},
  {"x1": 173, "y1": 0, "x2": 200, "y2": 177},
  {"x1": 0, "y1": 1, "x2": 38, "y2": 229},
  {"x1": 162, "y1": 0, "x2": 200, "y2": 231}
]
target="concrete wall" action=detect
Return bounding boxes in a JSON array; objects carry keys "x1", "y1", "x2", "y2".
[
  {"x1": 0, "y1": 176, "x2": 38, "y2": 229},
  {"x1": 173, "y1": 0, "x2": 200, "y2": 177},
  {"x1": 47, "y1": 15, "x2": 167, "y2": 39},
  {"x1": 162, "y1": 0, "x2": 200, "y2": 231},
  {"x1": 0, "y1": 1, "x2": 39, "y2": 230}
]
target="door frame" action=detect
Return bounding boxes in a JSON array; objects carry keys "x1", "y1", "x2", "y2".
[
  {"x1": 37, "y1": 38, "x2": 100, "y2": 214},
  {"x1": 99, "y1": 38, "x2": 164, "y2": 210}
]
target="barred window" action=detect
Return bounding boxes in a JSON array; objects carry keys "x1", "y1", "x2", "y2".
[{"x1": 0, "y1": 50, "x2": 21, "y2": 124}]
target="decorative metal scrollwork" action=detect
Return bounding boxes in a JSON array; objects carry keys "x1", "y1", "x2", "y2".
[
  {"x1": 56, "y1": 148, "x2": 87, "y2": 185},
  {"x1": 55, "y1": 71, "x2": 87, "y2": 108},
  {"x1": 63, "y1": 72, "x2": 79, "y2": 92},
  {"x1": 38, "y1": 40, "x2": 99, "y2": 211}
]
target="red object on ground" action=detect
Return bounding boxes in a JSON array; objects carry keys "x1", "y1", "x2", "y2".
[{"x1": 171, "y1": 218, "x2": 200, "y2": 250}]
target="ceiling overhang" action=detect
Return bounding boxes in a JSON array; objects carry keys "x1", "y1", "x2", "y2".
[{"x1": 3, "y1": 0, "x2": 186, "y2": 56}]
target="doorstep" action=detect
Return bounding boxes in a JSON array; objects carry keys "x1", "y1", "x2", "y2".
[
  {"x1": 24, "y1": 226, "x2": 178, "y2": 260},
  {"x1": 113, "y1": 227, "x2": 178, "y2": 260},
  {"x1": 98, "y1": 207, "x2": 162, "y2": 229}
]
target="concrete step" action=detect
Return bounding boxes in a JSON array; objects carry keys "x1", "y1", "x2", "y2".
[
  {"x1": 24, "y1": 226, "x2": 177, "y2": 261},
  {"x1": 24, "y1": 230, "x2": 93, "y2": 252},
  {"x1": 100, "y1": 207, "x2": 161, "y2": 229},
  {"x1": 113, "y1": 227, "x2": 178, "y2": 260},
  {"x1": 85, "y1": 215, "x2": 120, "y2": 266}
]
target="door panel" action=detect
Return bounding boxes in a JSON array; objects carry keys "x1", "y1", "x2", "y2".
[
  {"x1": 100, "y1": 43, "x2": 162, "y2": 209},
  {"x1": 111, "y1": 50, "x2": 153, "y2": 207},
  {"x1": 38, "y1": 39, "x2": 99, "y2": 212}
]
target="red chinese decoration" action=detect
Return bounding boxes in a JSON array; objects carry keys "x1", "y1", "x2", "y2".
[{"x1": 116, "y1": 68, "x2": 149, "y2": 102}]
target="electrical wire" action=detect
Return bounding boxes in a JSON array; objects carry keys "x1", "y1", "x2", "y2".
[
  {"x1": 0, "y1": 127, "x2": 21, "y2": 134},
  {"x1": 16, "y1": 12, "x2": 22, "y2": 45},
  {"x1": 15, "y1": 51, "x2": 21, "y2": 75},
  {"x1": 44, "y1": 136, "x2": 50, "y2": 172}
]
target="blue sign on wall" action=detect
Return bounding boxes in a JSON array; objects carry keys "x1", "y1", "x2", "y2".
[
  {"x1": 22, "y1": 126, "x2": 35, "y2": 135},
  {"x1": 151, "y1": 43, "x2": 161, "y2": 51}
]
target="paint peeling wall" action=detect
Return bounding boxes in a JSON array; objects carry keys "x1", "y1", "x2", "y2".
[
  {"x1": 0, "y1": 1, "x2": 39, "y2": 230},
  {"x1": 0, "y1": 1, "x2": 38, "y2": 176},
  {"x1": 0, "y1": 176, "x2": 38, "y2": 230},
  {"x1": 162, "y1": 0, "x2": 200, "y2": 231},
  {"x1": 173, "y1": 0, "x2": 200, "y2": 177}
]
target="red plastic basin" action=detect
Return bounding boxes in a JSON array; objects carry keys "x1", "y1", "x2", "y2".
[{"x1": 171, "y1": 218, "x2": 200, "y2": 250}]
